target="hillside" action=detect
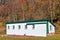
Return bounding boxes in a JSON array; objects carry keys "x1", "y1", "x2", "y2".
[{"x1": 0, "y1": 0, "x2": 60, "y2": 32}]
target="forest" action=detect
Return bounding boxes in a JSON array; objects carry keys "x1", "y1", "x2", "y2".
[{"x1": 0, "y1": 0, "x2": 60, "y2": 30}]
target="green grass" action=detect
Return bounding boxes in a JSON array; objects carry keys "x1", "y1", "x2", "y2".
[
  {"x1": 0, "y1": 31, "x2": 60, "y2": 40},
  {"x1": 0, "y1": 33, "x2": 60, "y2": 40}
]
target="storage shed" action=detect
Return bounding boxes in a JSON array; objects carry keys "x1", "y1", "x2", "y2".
[{"x1": 6, "y1": 20, "x2": 55, "y2": 37}]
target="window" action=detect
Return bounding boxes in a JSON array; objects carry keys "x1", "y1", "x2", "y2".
[
  {"x1": 18, "y1": 25, "x2": 21, "y2": 29},
  {"x1": 32, "y1": 25, "x2": 35, "y2": 29},
  {"x1": 50, "y1": 25, "x2": 52, "y2": 31},
  {"x1": 25, "y1": 24, "x2": 35, "y2": 29},
  {"x1": 13, "y1": 25, "x2": 15, "y2": 29},
  {"x1": 25, "y1": 25, "x2": 27, "y2": 29},
  {"x1": 8, "y1": 26, "x2": 10, "y2": 29}
]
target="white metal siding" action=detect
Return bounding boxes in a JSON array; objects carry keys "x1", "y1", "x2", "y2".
[
  {"x1": 48, "y1": 22, "x2": 55, "y2": 33},
  {"x1": 25, "y1": 24, "x2": 47, "y2": 37},
  {"x1": 6, "y1": 23, "x2": 47, "y2": 37},
  {"x1": 34, "y1": 24, "x2": 47, "y2": 37},
  {"x1": 6, "y1": 23, "x2": 26, "y2": 35}
]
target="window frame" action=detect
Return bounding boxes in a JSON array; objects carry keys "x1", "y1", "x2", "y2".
[
  {"x1": 25, "y1": 24, "x2": 35, "y2": 29},
  {"x1": 8, "y1": 26, "x2": 10, "y2": 29},
  {"x1": 13, "y1": 25, "x2": 15, "y2": 29},
  {"x1": 18, "y1": 25, "x2": 21, "y2": 29},
  {"x1": 50, "y1": 25, "x2": 52, "y2": 31}
]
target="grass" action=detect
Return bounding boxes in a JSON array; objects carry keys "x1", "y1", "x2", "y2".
[
  {"x1": 0, "y1": 30, "x2": 60, "y2": 40},
  {"x1": 0, "y1": 33, "x2": 60, "y2": 40}
]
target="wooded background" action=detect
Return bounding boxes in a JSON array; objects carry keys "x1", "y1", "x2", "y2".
[{"x1": 0, "y1": 0, "x2": 60, "y2": 29}]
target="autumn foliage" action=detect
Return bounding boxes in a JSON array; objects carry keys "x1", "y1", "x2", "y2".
[{"x1": 0, "y1": 0, "x2": 60, "y2": 26}]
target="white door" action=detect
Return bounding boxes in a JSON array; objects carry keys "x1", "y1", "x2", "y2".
[
  {"x1": 34, "y1": 24, "x2": 47, "y2": 37},
  {"x1": 26, "y1": 25, "x2": 33, "y2": 36},
  {"x1": 27, "y1": 25, "x2": 33, "y2": 29}
]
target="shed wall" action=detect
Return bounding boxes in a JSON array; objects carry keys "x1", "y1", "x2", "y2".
[
  {"x1": 48, "y1": 22, "x2": 55, "y2": 33},
  {"x1": 6, "y1": 23, "x2": 47, "y2": 37}
]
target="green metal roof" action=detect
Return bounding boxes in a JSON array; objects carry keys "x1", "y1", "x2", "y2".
[{"x1": 6, "y1": 19, "x2": 51, "y2": 24}]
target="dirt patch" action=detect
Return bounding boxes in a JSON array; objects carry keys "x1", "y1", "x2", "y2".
[
  {"x1": 6, "y1": 35, "x2": 41, "y2": 38},
  {"x1": 0, "y1": 34, "x2": 44, "y2": 38},
  {"x1": 0, "y1": 34, "x2": 55, "y2": 38}
]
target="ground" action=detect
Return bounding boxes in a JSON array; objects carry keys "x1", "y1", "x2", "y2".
[
  {"x1": 0, "y1": 29, "x2": 60, "y2": 40},
  {"x1": 0, "y1": 23, "x2": 60, "y2": 40},
  {"x1": 0, "y1": 31, "x2": 60, "y2": 40}
]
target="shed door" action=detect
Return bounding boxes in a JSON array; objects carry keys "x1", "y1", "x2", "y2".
[
  {"x1": 27, "y1": 25, "x2": 33, "y2": 30},
  {"x1": 25, "y1": 25, "x2": 33, "y2": 36},
  {"x1": 35, "y1": 24, "x2": 47, "y2": 37}
]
